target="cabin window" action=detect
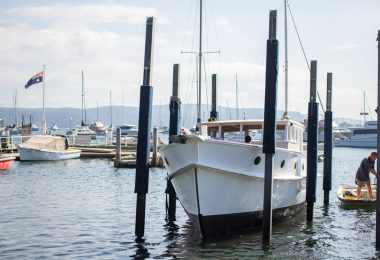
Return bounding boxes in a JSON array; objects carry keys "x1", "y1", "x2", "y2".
[
  {"x1": 254, "y1": 156, "x2": 261, "y2": 165},
  {"x1": 280, "y1": 160, "x2": 285, "y2": 168}
]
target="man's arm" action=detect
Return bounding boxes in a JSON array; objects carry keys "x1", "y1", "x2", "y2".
[{"x1": 369, "y1": 168, "x2": 378, "y2": 177}]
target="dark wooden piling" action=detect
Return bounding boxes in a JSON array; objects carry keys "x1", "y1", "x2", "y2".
[
  {"x1": 165, "y1": 64, "x2": 181, "y2": 222},
  {"x1": 114, "y1": 127, "x2": 121, "y2": 167},
  {"x1": 135, "y1": 16, "x2": 155, "y2": 238},
  {"x1": 306, "y1": 60, "x2": 319, "y2": 222},
  {"x1": 376, "y1": 30, "x2": 380, "y2": 249},
  {"x1": 210, "y1": 74, "x2": 219, "y2": 120},
  {"x1": 152, "y1": 127, "x2": 158, "y2": 167},
  {"x1": 262, "y1": 9, "x2": 278, "y2": 243},
  {"x1": 323, "y1": 73, "x2": 333, "y2": 204},
  {"x1": 209, "y1": 74, "x2": 218, "y2": 138}
]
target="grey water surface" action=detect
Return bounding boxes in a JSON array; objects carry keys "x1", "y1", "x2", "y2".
[{"x1": 1, "y1": 147, "x2": 379, "y2": 259}]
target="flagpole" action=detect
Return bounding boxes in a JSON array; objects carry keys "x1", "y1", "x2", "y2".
[{"x1": 42, "y1": 65, "x2": 46, "y2": 135}]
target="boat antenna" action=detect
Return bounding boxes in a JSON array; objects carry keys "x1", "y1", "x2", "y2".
[{"x1": 360, "y1": 90, "x2": 369, "y2": 123}]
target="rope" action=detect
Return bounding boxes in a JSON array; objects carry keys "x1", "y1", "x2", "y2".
[{"x1": 287, "y1": 1, "x2": 325, "y2": 113}]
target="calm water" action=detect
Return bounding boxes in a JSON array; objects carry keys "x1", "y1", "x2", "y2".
[{"x1": 1, "y1": 147, "x2": 380, "y2": 259}]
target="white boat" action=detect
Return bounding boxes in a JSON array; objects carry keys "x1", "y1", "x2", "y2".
[
  {"x1": 160, "y1": 1, "x2": 308, "y2": 237},
  {"x1": 31, "y1": 124, "x2": 40, "y2": 132},
  {"x1": 89, "y1": 121, "x2": 108, "y2": 135},
  {"x1": 50, "y1": 124, "x2": 59, "y2": 131},
  {"x1": 118, "y1": 124, "x2": 138, "y2": 137},
  {"x1": 160, "y1": 119, "x2": 307, "y2": 236},
  {"x1": 334, "y1": 121, "x2": 377, "y2": 148},
  {"x1": 18, "y1": 135, "x2": 81, "y2": 161}
]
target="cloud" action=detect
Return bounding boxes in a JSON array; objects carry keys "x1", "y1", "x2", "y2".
[
  {"x1": 4, "y1": 4, "x2": 169, "y2": 26},
  {"x1": 330, "y1": 44, "x2": 361, "y2": 50}
]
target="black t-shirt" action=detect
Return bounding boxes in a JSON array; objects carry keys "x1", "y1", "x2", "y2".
[{"x1": 356, "y1": 157, "x2": 374, "y2": 181}]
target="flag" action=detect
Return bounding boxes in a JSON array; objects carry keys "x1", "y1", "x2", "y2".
[{"x1": 25, "y1": 71, "x2": 44, "y2": 89}]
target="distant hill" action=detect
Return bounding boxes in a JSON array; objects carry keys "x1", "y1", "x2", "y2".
[{"x1": 0, "y1": 104, "x2": 308, "y2": 129}]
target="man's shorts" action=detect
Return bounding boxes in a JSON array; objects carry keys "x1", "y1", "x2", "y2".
[{"x1": 356, "y1": 178, "x2": 370, "y2": 188}]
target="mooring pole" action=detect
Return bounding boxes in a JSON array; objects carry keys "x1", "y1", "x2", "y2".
[
  {"x1": 152, "y1": 127, "x2": 158, "y2": 167},
  {"x1": 376, "y1": 30, "x2": 380, "y2": 249},
  {"x1": 114, "y1": 127, "x2": 121, "y2": 167},
  {"x1": 210, "y1": 74, "x2": 219, "y2": 120},
  {"x1": 165, "y1": 64, "x2": 181, "y2": 222},
  {"x1": 323, "y1": 73, "x2": 333, "y2": 205},
  {"x1": 262, "y1": 10, "x2": 278, "y2": 243},
  {"x1": 306, "y1": 60, "x2": 319, "y2": 222},
  {"x1": 209, "y1": 74, "x2": 219, "y2": 138},
  {"x1": 135, "y1": 16, "x2": 154, "y2": 238}
]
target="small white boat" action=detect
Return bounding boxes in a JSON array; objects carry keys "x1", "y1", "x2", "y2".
[
  {"x1": 89, "y1": 121, "x2": 108, "y2": 134},
  {"x1": 337, "y1": 184, "x2": 376, "y2": 206},
  {"x1": 18, "y1": 135, "x2": 81, "y2": 161},
  {"x1": 50, "y1": 124, "x2": 59, "y2": 131}
]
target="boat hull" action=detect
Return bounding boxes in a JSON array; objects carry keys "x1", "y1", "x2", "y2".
[
  {"x1": 0, "y1": 156, "x2": 15, "y2": 170},
  {"x1": 19, "y1": 147, "x2": 81, "y2": 161},
  {"x1": 334, "y1": 139, "x2": 376, "y2": 148},
  {"x1": 161, "y1": 136, "x2": 307, "y2": 237}
]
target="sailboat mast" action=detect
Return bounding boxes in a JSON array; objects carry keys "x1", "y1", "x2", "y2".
[
  {"x1": 235, "y1": 74, "x2": 239, "y2": 119},
  {"x1": 14, "y1": 89, "x2": 17, "y2": 126},
  {"x1": 42, "y1": 65, "x2": 46, "y2": 134},
  {"x1": 284, "y1": 0, "x2": 289, "y2": 118},
  {"x1": 81, "y1": 70, "x2": 86, "y2": 126},
  {"x1": 109, "y1": 91, "x2": 113, "y2": 127},
  {"x1": 96, "y1": 100, "x2": 99, "y2": 122},
  {"x1": 363, "y1": 91, "x2": 366, "y2": 123},
  {"x1": 197, "y1": 0, "x2": 203, "y2": 124}
]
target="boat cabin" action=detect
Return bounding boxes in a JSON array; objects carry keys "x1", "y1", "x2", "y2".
[{"x1": 198, "y1": 119, "x2": 304, "y2": 153}]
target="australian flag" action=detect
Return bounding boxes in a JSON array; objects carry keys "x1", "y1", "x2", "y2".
[{"x1": 25, "y1": 71, "x2": 44, "y2": 89}]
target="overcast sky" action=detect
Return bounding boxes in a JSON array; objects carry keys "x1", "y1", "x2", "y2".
[{"x1": 0, "y1": 0, "x2": 379, "y2": 121}]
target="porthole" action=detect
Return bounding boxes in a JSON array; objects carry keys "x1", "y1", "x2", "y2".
[
  {"x1": 294, "y1": 163, "x2": 297, "y2": 169},
  {"x1": 254, "y1": 156, "x2": 261, "y2": 165},
  {"x1": 280, "y1": 160, "x2": 285, "y2": 168},
  {"x1": 165, "y1": 157, "x2": 170, "y2": 166}
]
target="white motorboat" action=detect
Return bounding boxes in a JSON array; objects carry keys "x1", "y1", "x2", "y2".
[
  {"x1": 89, "y1": 121, "x2": 108, "y2": 134},
  {"x1": 18, "y1": 135, "x2": 81, "y2": 161},
  {"x1": 160, "y1": 119, "x2": 307, "y2": 236},
  {"x1": 334, "y1": 121, "x2": 377, "y2": 148}
]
